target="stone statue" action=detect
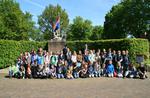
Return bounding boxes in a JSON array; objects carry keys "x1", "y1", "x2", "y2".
[{"x1": 52, "y1": 29, "x2": 62, "y2": 41}]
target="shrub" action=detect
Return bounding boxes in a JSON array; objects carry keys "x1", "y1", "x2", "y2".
[
  {"x1": 0, "y1": 38, "x2": 149, "y2": 68},
  {"x1": 0, "y1": 40, "x2": 47, "y2": 69},
  {"x1": 67, "y1": 38, "x2": 149, "y2": 65}
]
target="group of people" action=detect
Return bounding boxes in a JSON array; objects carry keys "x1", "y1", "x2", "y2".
[{"x1": 9, "y1": 46, "x2": 148, "y2": 79}]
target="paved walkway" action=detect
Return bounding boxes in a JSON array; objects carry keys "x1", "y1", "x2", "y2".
[{"x1": 0, "y1": 73, "x2": 150, "y2": 98}]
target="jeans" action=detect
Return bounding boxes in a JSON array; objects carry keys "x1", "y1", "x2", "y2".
[
  {"x1": 94, "y1": 71, "x2": 101, "y2": 77},
  {"x1": 101, "y1": 69, "x2": 106, "y2": 76},
  {"x1": 9, "y1": 70, "x2": 13, "y2": 77},
  {"x1": 126, "y1": 71, "x2": 137, "y2": 78},
  {"x1": 73, "y1": 72, "x2": 79, "y2": 78},
  {"x1": 57, "y1": 73, "x2": 64, "y2": 79}
]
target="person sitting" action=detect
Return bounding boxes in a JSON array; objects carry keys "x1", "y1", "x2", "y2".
[
  {"x1": 66, "y1": 66, "x2": 74, "y2": 79},
  {"x1": 9, "y1": 63, "x2": 19, "y2": 78},
  {"x1": 137, "y1": 63, "x2": 148, "y2": 79},
  {"x1": 73, "y1": 62, "x2": 81, "y2": 79},
  {"x1": 79, "y1": 61, "x2": 88, "y2": 78},
  {"x1": 42, "y1": 64, "x2": 51, "y2": 78},
  {"x1": 26, "y1": 64, "x2": 32, "y2": 79},
  {"x1": 31, "y1": 60, "x2": 37, "y2": 78},
  {"x1": 18, "y1": 65, "x2": 25, "y2": 79},
  {"x1": 106, "y1": 60, "x2": 114, "y2": 77},
  {"x1": 88, "y1": 62, "x2": 94, "y2": 78},
  {"x1": 126, "y1": 63, "x2": 137, "y2": 78},
  {"x1": 101, "y1": 62, "x2": 106, "y2": 77},
  {"x1": 116, "y1": 62, "x2": 123, "y2": 78},
  {"x1": 62, "y1": 60, "x2": 68, "y2": 78},
  {"x1": 56, "y1": 60, "x2": 64, "y2": 79},
  {"x1": 93, "y1": 61, "x2": 101, "y2": 77},
  {"x1": 50, "y1": 65, "x2": 57, "y2": 79}
]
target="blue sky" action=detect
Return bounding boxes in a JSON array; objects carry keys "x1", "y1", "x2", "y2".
[{"x1": 16, "y1": 0, "x2": 121, "y2": 26}]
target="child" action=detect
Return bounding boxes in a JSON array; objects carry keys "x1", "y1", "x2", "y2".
[
  {"x1": 26, "y1": 64, "x2": 32, "y2": 79},
  {"x1": 42, "y1": 65, "x2": 51, "y2": 78},
  {"x1": 137, "y1": 63, "x2": 148, "y2": 79},
  {"x1": 50, "y1": 65, "x2": 57, "y2": 79},
  {"x1": 66, "y1": 66, "x2": 74, "y2": 79},
  {"x1": 73, "y1": 62, "x2": 81, "y2": 78},
  {"x1": 19, "y1": 65, "x2": 25, "y2": 79},
  {"x1": 106, "y1": 60, "x2": 114, "y2": 77},
  {"x1": 9, "y1": 64, "x2": 19, "y2": 78},
  {"x1": 88, "y1": 62, "x2": 94, "y2": 78},
  {"x1": 116, "y1": 62, "x2": 123, "y2": 78},
  {"x1": 9, "y1": 65, "x2": 13, "y2": 78},
  {"x1": 126, "y1": 63, "x2": 137, "y2": 78},
  {"x1": 101, "y1": 62, "x2": 106, "y2": 77},
  {"x1": 56, "y1": 60, "x2": 64, "y2": 79},
  {"x1": 93, "y1": 61, "x2": 101, "y2": 77},
  {"x1": 31, "y1": 60, "x2": 37, "y2": 78},
  {"x1": 62, "y1": 60, "x2": 68, "y2": 78},
  {"x1": 80, "y1": 61, "x2": 88, "y2": 78}
]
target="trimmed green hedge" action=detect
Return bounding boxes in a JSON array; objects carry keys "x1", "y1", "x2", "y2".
[
  {"x1": 0, "y1": 40, "x2": 47, "y2": 68},
  {"x1": 0, "y1": 38, "x2": 149, "y2": 68},
  {"x1": 67, "y1": 38, "x2": 149, "y2": 65}
]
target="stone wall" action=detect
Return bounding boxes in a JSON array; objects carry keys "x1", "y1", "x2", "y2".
[{"x1": 48, "y1": 40, "x2": 66, "y2": 53}]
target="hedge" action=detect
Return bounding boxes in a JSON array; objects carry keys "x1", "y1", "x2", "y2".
[
  {"x1": 0, "y1": 38, "x2": 149, "y2": 68},
  {"x1": 67, "y1": 38, "x2": 149, "y2": 65},
  {"x1": 0, "y1": 40, "x2": 47, "y2": 69}
]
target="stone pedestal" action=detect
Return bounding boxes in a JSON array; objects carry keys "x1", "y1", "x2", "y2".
[{"x1": 48, "y1": 39, "x2": 66, "y2": 53}]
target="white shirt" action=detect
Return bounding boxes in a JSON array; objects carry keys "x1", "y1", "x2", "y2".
[{"x1": 71, "y1": 55, "x2": 77, "y2": 63}]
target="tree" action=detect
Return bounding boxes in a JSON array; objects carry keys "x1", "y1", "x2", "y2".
[
  {"x1": 90, "y1": 25, "x2": 103, "y2": 40},
  {"x1": 0, "y1": 0, "x2": 35, "y2": 40},
  {"x1": 103, "y1": 0, "x2": 150, "y2": 40},
  {"x1": 28, "y1": 27, "x2": 44, "y2": 41},
  {"x1": 38, "y1": 4, "x2": 69, "y2": 40},
  {"x1": 67, "y1": 16, "x2": 93, "y2": 40}
]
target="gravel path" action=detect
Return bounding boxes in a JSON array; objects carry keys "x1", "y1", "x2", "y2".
[{"x1": 0, "y1": 73, "x2": 150, "y2": 98}]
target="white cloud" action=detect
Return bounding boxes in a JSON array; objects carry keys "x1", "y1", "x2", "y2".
[{"x1": 23, "y1": 0, "x2": 44, "y2": 9}]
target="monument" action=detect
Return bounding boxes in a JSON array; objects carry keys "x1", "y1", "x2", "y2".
[{"x1": 48, "y1": 16, "x2": 66, "y2": 53}]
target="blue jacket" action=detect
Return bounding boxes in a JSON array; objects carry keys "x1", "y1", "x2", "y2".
[{"x1": 106, "y1": 64, "x2": 114, "y2": 74}]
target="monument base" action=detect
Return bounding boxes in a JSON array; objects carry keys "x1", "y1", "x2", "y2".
[{"x1": 48, "y1": 39, "x2": 66, "y2": 53}]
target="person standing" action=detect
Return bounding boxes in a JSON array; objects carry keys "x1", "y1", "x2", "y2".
[
  {"x1": 122, "y1": 50, "x2": 130, "y2": 77},
  {"x1": 36, "y1": 48, "x2": 44, "y2": 77},
  {"x1": 63, "y1": 45, "x2": 68, "y2": 60}
]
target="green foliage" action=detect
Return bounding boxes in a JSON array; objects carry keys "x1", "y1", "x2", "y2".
[
  {"x1": 0, "y1": 40, "x2": 47, "y2": 69},
  {"x1": 0, "y1": 0, "x2": 36, "y2": 40},
  {"x1": 67, "y1": 16, "x2": 93, "y2": 41},
  {"x1": 67, "y1": 38, "x2": 149, "y2": 65},
  {"x1": 90, "y1": 25, "x2": 103, "y2": 40},
  {"x1": 103, "y1": 0, "x2": 150, "y2": 40},
  {"x1": 38, "y1": 4, "x2": 69, "y2": 40}
]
